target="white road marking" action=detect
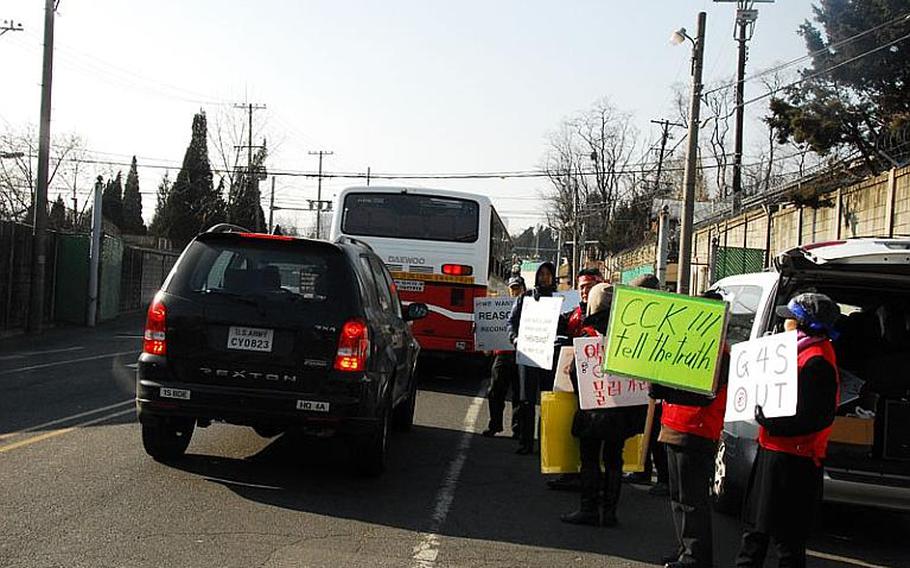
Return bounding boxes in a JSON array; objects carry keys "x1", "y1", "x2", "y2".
[
  {"x1": 410, "y1": 388, "x2": 486, "y2": 567},
  {"x1": 125, "y1": 362, "x2": 139, "y2": 369},
  {"x1": 0, "y1": 346, "x2": 85, "y2": 361},
  {"x1": 0, "y1": 398, "x2": 134, "y2": 442},
  {"x1": 203, "y1": 476, "x2": 284, "y2": 491},
  {"x1": 0, "y1": 407, "x2": 135, "y2": 453},
  {"x1": 0, "y1": 350, "x2": 137, "y2": 376},
  {"x1": 807, "y1": 550, "x2": 890, "y2": 568}
]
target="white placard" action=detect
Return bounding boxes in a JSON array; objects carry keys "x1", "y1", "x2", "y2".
[
  {"x1": 516, "y1": 296, "x2": 564, "y2": 369},
  {"x1": 726, "y1": 330, "x2": 798, "y2": 423},
  {"x1": 473, "y1": 297, "x2": 516, "y2": 352},
  {"x1": 574, "y1": 336, "x2": 650, "y2": 409}
]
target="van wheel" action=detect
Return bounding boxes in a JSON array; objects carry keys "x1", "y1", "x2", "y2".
[
  {"x1": 356, "y1": 399, "x2": 392, "y2": 477},
  {"x1": 142, "y1": 418, "x2": 194, "y2": 462},
  {"x1": 711, "y1": 439, "x2": 741, "y2": 515},
  {"x1": 392, "y1": 377, "x2": 418, "y2": 432}
]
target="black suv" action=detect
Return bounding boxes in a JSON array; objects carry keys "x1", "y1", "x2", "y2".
[{"x1": 136, "y1": 226, "x2": 427, "y2": 476}]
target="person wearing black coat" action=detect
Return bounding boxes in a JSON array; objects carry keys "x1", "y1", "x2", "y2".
[
  {"x1": 735, "y1": 292, "x2": 841, "y2": 568},
  {"x1": 507, "y1": 261, "x2": 558, "y2": 455},
  {"x1": 560, "y1": 279, "x2": 654, "y2": 527}
]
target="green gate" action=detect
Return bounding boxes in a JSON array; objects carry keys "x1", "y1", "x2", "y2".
[
  {"x1": 99, "y1": 236, "x2": 123, "y2": 322},
  {"x1": 54, "y1": 235, "x2": 90, "y2": 324},
  {"x1": 711, "y1": 246, "x2": 765, "y2": 282}
]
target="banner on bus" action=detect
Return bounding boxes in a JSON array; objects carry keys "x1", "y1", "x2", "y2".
[
  {"x1": 474, "y1": 297, "x2": 516, "y2": 352},
  {"x1": 389, "y1": 271, "x2": 474, "y2": 285},
  {"x1": 516, "y1": 296, "x2": 564, "y2": 370},
  {"x1": 603, "y1": 286, "x2": 728, "y2": 394}
]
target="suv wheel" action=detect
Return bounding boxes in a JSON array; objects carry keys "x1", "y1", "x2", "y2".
[
  {"x1": 392, "y1": 377, "x2": 417, "y2": 432},
  {"x1": 141, "y1": 418, "x2": 195, "y2": 462},
  {"x1": 355, "y1": 397, "x2": 392, "y2": 477}
]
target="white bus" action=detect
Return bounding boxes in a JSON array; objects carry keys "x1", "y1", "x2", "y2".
[{"x1": 330, "y1": 186, "x2": 512, "y2": 355}]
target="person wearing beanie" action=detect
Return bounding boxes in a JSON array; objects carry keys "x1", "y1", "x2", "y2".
[
  {"x1": 653, "y1": 290, "x2": 730, "y2": 568},
  {"x1": 560, "y1": 277, "x2": 655, "y2": 527},
  {"x1": 482, "y1": 276, "x2": 526, "y2": 438},
  {"x1": 507, "y1": 262, "x2": 558, "y2": 454},
  {"x1": 736, "y1": 292, "x2": 841, "y2": 568}
]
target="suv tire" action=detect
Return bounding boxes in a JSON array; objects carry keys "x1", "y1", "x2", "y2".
[
  {"x1": 355, "y1": 397, "x2": 392, "y2": 477},
  {"x1": 142, "y1": 418, "x2": 195, "y2": 462},
  {"x1": 392, "y1": 377, "x2": 417, "y2": 432}
]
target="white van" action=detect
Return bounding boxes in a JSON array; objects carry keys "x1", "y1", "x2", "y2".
[{"x1": 711, "y1": 238, "x2": 910, "y2": 512}]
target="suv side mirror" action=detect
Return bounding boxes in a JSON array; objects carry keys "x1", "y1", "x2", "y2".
[{"x1": 405, "y1": 302, "x2": 429, "y2": 321}]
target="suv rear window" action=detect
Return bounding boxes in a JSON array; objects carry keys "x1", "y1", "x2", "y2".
[{"x1": 166, "y1": 237, "x2": 351, "y2": 302}]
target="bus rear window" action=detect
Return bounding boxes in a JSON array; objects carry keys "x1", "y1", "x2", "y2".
[{"x1": 341, "y1": 193, "x2": 479, "y2": 243}]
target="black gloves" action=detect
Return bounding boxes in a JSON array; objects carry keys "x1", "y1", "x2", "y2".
[
  {"x1": 754, "y1": 405, "x2": 770, "y2": 428},
  {"x1": 532, "y1": 288, "x2": 541, "y2": 302}
]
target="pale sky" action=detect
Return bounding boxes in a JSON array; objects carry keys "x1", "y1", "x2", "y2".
[{"x1": 2, "y1": 1, "x2": 816, "y2": 234}]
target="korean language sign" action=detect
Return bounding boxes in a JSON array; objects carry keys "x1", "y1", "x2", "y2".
[{"x1": 574, "y1": 336, "x2": 649, "y2": 409}]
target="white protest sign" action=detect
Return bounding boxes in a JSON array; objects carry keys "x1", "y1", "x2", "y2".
[
  {"x1": 473, "y1": 297, "x2": 516, "y2": 352},
  {"x1": 574, "y1": 336, "x2": 650, "y2": 409},
  {"x1": 516, "y1": 296, "x2": 564, "y2": 369},
  {"x1": 726, "y1": 330, "x2": 798, "y2": 423},
  {"x1": 553, "y1": 346, "x2": 576, "y2": 392},
  {"x1": 555, "y1": 290, "x2": 581, "y2": 314}
]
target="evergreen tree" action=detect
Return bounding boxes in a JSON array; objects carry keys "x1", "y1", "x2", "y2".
[
  {"x1": 121, "y1": 156, "x2": 146, "y2": 234},
  {"x1": 49, "y1": 195, "x2": 68, "y2": 230},
  {"x1": 227, "y1": 139, "x2": 267, "y2": 231},
  {"x1": 149, "y1": 172, "x2": 171, "y2": 237},
  {"x1": 102, "y1": 171, "x2": 124, "y2": 228},
  {"x1": 768, "y1": 1, "x2": 910, "y2": 172},
  {"x1": 164, "y1": 112, "x2": 226, "y2": 247}
]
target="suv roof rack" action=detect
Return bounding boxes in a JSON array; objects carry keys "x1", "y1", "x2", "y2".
[
  {"x1": 206, "y1": 223, "x2": 250, "y2": 234},
  {"x1": 335, "y1": 235, "x2": 376, "y2": 252}
]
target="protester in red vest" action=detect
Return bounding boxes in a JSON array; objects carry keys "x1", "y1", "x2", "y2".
[
  {"x1": 736, "y1": 292, "x2": 841, "y2": 568},
  {"x1": 652, "y1": 289, "x2": 730, "y2": 568}
]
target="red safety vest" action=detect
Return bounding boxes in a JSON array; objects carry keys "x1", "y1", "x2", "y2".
[
  {"x1": 758, "y1": 339, "x2": 840, "y2": 463},
  {"x1": 661, "y1": 384, "x2": 728, "y2": 442}
]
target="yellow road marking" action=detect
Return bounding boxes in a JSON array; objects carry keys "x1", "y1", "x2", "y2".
[{"x1": 0, "y1": 408, "x2": 134, "y2": 454}]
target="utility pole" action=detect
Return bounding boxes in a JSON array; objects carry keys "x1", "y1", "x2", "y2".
[
  {"x1": 309, "y1": 150, "x2": 333, "y2": 239},
  {"x1": 232, "y1": 102, "x2": 266, "y2": 217},
  {"x1": 649, "y1": 119, "x2": 684, "y2": 194},
  {"x1": 716, "y1": 0, "x2": 770, "y2": 211},
  {"x1": 268, "y1": 176, "x2": 276, "y2": 233},
  {"x1": 366, "y1": 166, "x2": 371, "y2": 187},
  {"x1": 27, "y1": 0, "x2": 56, "y2": 333},
  {"x1": 656, "y1": 205, "x2": 670, "y2": 287},
  {"x1": 676, "y1": 11, "x2": 706, "y2": 296},
  {"x1": 87, "y1": 176, "x2": 103, "y2": 327}
]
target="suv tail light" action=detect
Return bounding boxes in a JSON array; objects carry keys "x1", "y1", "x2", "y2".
[
  {"x1": 143, "y1": 298, "x2": 167, "y2": 356},
  {"x1": 334, "y1": 319, "x2": 370, "y2": 372}
]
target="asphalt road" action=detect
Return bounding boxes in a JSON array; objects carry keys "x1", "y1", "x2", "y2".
[{"x1": 1, "y1": 317, "x2": 908, "y2": 568}]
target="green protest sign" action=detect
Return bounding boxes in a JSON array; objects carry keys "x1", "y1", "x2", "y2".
[{"x1": 603, "y1": 285, "x2": 728, "y2": 394}]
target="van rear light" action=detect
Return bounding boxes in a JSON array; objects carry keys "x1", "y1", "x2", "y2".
[
  {"x1": 803, "y1": 240, "x2": 846, "y2": 251},
  {"x1": 442, "y1": 264, "x2": 473, "y2": 276},
  {"x1": 143, "y1": 298, "x2": 167, "y2": 356},
  {"x1": 334, "y1": 319, "x2": 370, "y2": 372}
]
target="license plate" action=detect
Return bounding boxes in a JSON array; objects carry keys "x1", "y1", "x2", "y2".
[
  {"x1": 297, "y1": 400, "x2": 330, "y2": 413},
  {"x1": 394, "y1": 279, "x2": 425, "y2": 293},
  {"x1": 227, "y1": 326, "x2": 274, "y2": 352},
  {"x1": 160, "y1": 387, "x2": 190, "y2": 400}
]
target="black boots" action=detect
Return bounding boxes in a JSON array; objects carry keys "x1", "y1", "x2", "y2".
[
  {"x1": 560, "y1": 468, "x2": 622, "y2": 527},
  {"x1": 515, "y1": 401, "x2": 534, "y2": 454}
]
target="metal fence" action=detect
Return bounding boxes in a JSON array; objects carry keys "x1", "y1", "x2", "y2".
[{"x1": 710, "y1": 246, "x2": 766, "y2": 282}]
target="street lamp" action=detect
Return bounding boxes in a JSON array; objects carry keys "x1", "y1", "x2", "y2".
[{"x1": 674, "y1": 12, "x2": 706, "y2": 296}]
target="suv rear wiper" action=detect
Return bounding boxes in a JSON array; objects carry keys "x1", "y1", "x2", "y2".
[{"x1": 195, "y1": 288, "x2": 261, "y2": 306}]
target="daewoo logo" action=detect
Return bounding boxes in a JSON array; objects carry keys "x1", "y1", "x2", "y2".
[
  {"x1": 200, "y1": 367, "x2": 297, "y2": 383},
  {"x1": 388, "y1": 256, "x2": 425, "y2": 265}
]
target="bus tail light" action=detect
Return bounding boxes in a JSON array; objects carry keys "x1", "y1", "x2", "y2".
[
  {"x1": 334, "y1": 319, "x2": 370, "y2": 372},
  {"x1": 442, "y1": 264, "x2": 473, "y2": 276},
  {"x1": 143, "y1": 298, "x2": 167, "y2": 356}
]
